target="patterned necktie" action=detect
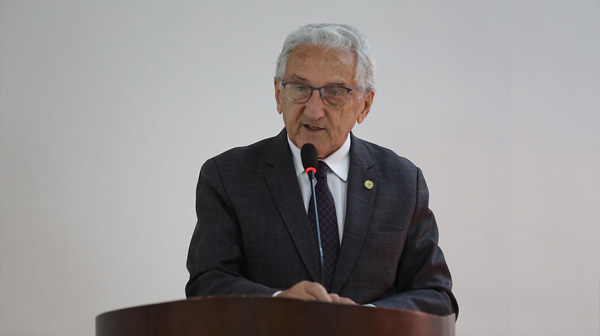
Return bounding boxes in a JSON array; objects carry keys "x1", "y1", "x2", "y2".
[{"x1": 307, "y1": 161, "x2": 340, "y2": 291}]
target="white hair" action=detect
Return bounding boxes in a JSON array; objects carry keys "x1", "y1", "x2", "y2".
[{"x1": 275, "y1": 23, "x2": 376, "y2": 91}]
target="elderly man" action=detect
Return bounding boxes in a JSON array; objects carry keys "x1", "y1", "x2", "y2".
[{"x1": 186, "y1": 23, "x2": 458, "y2": 316}]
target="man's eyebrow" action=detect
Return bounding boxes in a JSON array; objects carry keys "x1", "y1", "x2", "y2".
[
  {"x1": 290, "y1": 74, "x2": 308, "y2": 82},
  {"x1": 289, "y1": 74, "x2": 348, "y2": 87}
]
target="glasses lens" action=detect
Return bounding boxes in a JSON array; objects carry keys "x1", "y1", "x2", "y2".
[
  {"x1": 285, "y1": 83, "x2": 311, "y2": 103},
  {"x1": 322, "y1": 87, "x2": 348, "y2": 107},
  {"x1": 283, "y1": 83, "x2": 350, "y2": 107}
]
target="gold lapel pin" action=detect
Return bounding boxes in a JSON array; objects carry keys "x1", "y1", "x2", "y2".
[{"x1": 364, "y1": 180, "x2": 374, "y2": 190}]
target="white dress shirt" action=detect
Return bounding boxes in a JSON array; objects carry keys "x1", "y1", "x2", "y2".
[{"x1": 287, "y1": 135, "x2": 351, "y2": 244}]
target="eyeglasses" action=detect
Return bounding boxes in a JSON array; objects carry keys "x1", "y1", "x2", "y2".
[{"x1": 280, "y1": 82, "x2": 362, "y2": 107}]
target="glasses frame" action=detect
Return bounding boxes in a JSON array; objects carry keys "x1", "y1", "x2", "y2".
[{"x1": 280, "y1": 81, "x2": 362, "y2": 107}]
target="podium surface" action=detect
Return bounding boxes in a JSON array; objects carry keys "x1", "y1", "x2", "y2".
[{"x1": 96, "y1": 297, "x2": 455, "y2": 336}]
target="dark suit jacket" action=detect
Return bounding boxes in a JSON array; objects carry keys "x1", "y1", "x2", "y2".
[{"x1": 186, "y1": 129, "x2": 458, "y2": 316}]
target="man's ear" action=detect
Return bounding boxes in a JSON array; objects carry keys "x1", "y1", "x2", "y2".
[
  {"x1": 357, "y1": 90, "x2": 375, "y2": 124},
  {"x1": 274, "y1": 78, "x2": 283, "y2": 114}
]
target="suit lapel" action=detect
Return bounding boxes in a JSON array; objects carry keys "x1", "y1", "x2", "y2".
[
  {"x1": 264, "y1": 130, "x2": 322, "y2": 282},
  {"x1": 331, "y1": 134, "x2": 377, "y2": 293}
]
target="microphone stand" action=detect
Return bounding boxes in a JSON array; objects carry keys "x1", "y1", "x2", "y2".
[{"x1": 307, "y1": 169, "x2": 325, "y2": 286}]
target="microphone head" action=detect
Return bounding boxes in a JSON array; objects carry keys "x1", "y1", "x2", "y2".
[{"x1": 301, "y1": 143, "x2": 318, "y2": 172}]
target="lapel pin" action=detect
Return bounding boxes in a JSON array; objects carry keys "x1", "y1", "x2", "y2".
[{"x1": 364, "y1": 180, "x2": 374, "y2": 190}]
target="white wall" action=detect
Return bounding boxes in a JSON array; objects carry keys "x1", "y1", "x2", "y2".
[{"x1": 1, "y1": 1, "x2": 598, "y2": 335}]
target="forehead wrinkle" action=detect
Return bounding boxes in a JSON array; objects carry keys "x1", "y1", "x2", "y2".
[{"x1": 285, "y1": 45, "x2": 357, "y2": 87}]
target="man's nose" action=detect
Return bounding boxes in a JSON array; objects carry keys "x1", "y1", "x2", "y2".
[{"x1": 303, "y1": 89, "x2": 326, "y2": 119}]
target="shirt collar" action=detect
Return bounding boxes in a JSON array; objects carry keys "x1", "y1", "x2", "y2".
[{"x1": 288, "y1": 135, "x2": 351, "y2": 182}]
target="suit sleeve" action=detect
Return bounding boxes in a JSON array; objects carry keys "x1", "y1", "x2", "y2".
[
  {"x1": 371, "y1": 168, "x2": 459, "y2": 317},
  {"x1": 185, "y1": 158, "x2": 277, "y2": 297}
]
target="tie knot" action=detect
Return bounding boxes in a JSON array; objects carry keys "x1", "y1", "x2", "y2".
[{"x1": 316, "y1": 161, "x2": 329, "y2": 180}]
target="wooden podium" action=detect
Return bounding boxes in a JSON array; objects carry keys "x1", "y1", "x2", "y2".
[{"x1": 96, "y1": 297, "x2": 455, "y2": 336}]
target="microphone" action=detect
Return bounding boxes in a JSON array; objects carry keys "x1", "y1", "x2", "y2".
[
  {"x1": 301, "y1": 143, "x2": 318, "y2": 179},
  {"x1": 300, "y1": 143, "x2": 324, "y2": 284}
]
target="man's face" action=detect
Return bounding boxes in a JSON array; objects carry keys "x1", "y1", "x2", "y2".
[{"x1": 275, "y1": 44, "x2": 374, "y2": 159}]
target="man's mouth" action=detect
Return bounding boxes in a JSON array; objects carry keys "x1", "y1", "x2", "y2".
[{"x1": 304, "y1": 125, "x2": 323, "y2": 131}]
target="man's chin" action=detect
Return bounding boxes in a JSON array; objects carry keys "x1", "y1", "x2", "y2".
[
  {"x1": 312, "y1": 143, "x2": 334, "y2": 159},
  {"x1": 290, "y1": 132, "x2": 335, "y2": 157},
  {"x1": 292, "y1": 133, "x2": 319, "y2": 147}
]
